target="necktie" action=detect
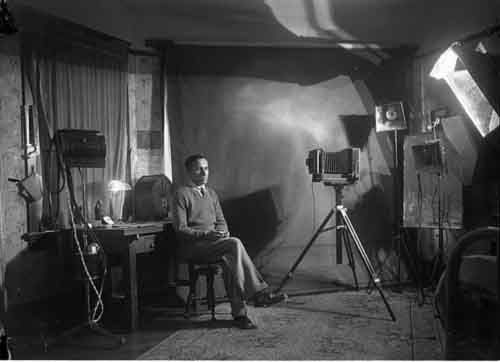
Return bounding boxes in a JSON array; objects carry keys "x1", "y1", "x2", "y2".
[{"x1": 200, "y1": 186, "x2": 206, "y2": 197}]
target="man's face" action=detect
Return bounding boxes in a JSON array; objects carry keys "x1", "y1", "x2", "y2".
[{"x1": 188, "y1": 158, "x2": 209, "y2": 186}]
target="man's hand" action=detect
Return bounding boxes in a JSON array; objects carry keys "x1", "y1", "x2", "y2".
[{"x1": 206, "y1": 230, "x2": 229, "y2": 240}]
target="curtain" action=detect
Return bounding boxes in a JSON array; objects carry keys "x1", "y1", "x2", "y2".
[{"x1": 22, "y1": 32, "x2": 129, "y2": 228}]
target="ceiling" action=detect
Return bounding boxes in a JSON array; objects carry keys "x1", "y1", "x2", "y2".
[{"x1": 13, "y1": 0, "x2": 500, "y2": 53}]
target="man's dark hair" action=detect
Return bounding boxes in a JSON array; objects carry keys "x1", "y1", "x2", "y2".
[{"x1": 184, "y1": 154, "x2": 207, "y2": 169}]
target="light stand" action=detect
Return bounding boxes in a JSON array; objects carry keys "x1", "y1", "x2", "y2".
[
  {"x1": 392, "y1": 130, "x2": 425, "y2": 304},
  {"x1": 375, "y1": 102, "x2": 424, "y2": 304},
  {"x1": 428, "y1": 170, "x2": 446, "y2": 288},
  {"x1": 43, "y1": 154, "x2": 125, "y2": 350},
  {"x1": 275, "y1": 182, "x2": 396, "y2": 322},
  {"x1": 411, "y1": 133, "x2": 446, "y2": 291},
  {"x1": 497, "y1": 183, "x2": 500, "y2": 358}
]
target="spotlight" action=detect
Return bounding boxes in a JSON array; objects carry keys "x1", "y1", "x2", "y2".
[
  {"x1": 0, "y1": 0, "x2": 17, "y2": 35},
  {"x1": 429, "y1": 24, "x2": 500, "y2": 137},
  {"x1": 429, "y1": 46, "x2": 459, "y2": 80},
  {"x1": 375, "y1": 101, "x2": 407, "y2": 133}
]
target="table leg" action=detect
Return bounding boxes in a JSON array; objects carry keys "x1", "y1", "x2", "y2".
[{"x1": 122, "y1": 243, "x2": 138, "y2": 331}]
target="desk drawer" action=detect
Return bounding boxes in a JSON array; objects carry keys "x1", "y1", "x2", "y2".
[{"x1": 133, "y1": 235, "x2": 156, "y2": 254}]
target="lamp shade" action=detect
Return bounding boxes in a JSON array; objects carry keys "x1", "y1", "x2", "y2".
[{"x1": 107, "y1": 180, "x2": 131, "y2": 193}]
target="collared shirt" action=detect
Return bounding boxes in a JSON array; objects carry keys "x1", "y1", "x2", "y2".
[
  {"x1": 187, "y1": 181, "x2": 208, "y2": 197},
  {"x1": 191, "y1": 184, "x2": 207, "y2": 197}
]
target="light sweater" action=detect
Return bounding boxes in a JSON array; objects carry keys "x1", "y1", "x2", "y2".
[{"x1": 172, "y1": 185, "x2": 229, "y2": 242}]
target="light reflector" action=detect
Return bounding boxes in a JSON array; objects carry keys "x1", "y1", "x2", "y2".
[{"x1": 430, "y1": 44, "x2": 500, "y2": 137}]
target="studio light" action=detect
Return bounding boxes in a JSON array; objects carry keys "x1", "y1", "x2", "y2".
[
  {"x1": 429, "y1": 47, "x2": 459, "y2": 80},
  {"x1": 429, "y1": 25, "x2": 500, "y2": 138},
  {"x1": 0, "y1": 0, "x2": 18, "y2": 35},
  {"x1": 375, "y1": 101, "x2": 407, "y2": 133}
]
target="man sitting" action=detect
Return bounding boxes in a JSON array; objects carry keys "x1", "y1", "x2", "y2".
[{"x1": 172, "y1": 154, "x2": 285, "y2": 329}]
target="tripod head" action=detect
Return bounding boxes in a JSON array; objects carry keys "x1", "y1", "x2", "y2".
[{"x1": 322, "y1": 178, "x2": 356, "y2": 207}]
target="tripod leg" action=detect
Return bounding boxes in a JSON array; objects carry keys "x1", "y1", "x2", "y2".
[
  {"x1": 341, "y1": 226, "x2": 359, "y2": 290},
  {"x1": 275, "y1": 208, "x2": 336, "y2": 293},
  {"x1": 340, "y1": 208, "x2": 377, "y2": 278},
  {"x1": 339, "y1": 206, "x2": 397, "y2": 321}
]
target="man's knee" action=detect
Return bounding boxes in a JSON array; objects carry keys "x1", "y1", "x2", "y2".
[{"x1": 225, "y1": 237, "x2": 244, "y2": 253}]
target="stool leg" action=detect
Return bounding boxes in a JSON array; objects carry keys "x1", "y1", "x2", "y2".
[
  {"x1": 207, "y1": 272, "x2": 216, "y2": 321},
  {"x1": 184, "y1": 266, "x2": 197, "y2": 319}
]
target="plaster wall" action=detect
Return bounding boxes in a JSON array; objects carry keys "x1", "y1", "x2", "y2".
[
  {"x1": 0, "y1": 37, "x2": 65, "y2": 308},
  {"x1": 0, "y1": 36, "x2": 33, "y2": 306}
]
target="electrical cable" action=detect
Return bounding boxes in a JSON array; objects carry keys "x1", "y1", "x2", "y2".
[
  {"x1": 48, "y1": 138, "x2": 66, "y2": 195},
  {"x1": 64, "y1": 162, "x2": 106, "y2": 323},
  {"x1": 66, "y1": 196, "x2": 105, "y2": 323},
  {"x1": 415, "y1": 172, "x2": 430, "y2": 300},
  {"x1": 409, "y1": 298, "x2": 416, "y2": 360},
  {"x1": 78, "y1": 168, "x2": 107, "y2": 321},
  {"x1": 431, "y1": 269, "x2": 445, "y2": 352},
  {"x1": 44, "y1": 136, "x2": 67, "y2": 226},
  {"x1": 431, "y1": 178, "x2": 439, "y2": 225}
]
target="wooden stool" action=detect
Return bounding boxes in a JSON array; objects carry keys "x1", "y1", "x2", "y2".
[{"x1": 184, "y1": 261, "x2": 223, "y2": 321}]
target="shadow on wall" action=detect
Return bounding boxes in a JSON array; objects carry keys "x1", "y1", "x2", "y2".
[
  {"x1": 348, "y1": 179, "x2": 396, "y2": 279},
  {"x1": 170, "y1": 46, "x2": 379, "y2": 85},
  {"x1": 221, "y1": 187, "x2": 282, "y2": 259},
  {"x1": 339, "y1": 114, "x2": 373, "y2": 149}
]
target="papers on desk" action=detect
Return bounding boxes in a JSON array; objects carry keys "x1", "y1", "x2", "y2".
[
  {"x1": 111, "y1": 220, "x2": 170, "y2": 228},
  {"x1": 91, "y1": 219, "x2": 171, "y2": 230},
  {"x1": 21, "y1": 230, "x2": 58, "y2": 243}
]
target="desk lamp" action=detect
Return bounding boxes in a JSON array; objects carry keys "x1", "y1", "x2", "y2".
[{"x1": 107, "y1": 180, "x2": 131, "y2": 221}]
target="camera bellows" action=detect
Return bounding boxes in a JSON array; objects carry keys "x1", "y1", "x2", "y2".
[{"x1": 306, "y1": 148, "x2": 360, "y2": 184}]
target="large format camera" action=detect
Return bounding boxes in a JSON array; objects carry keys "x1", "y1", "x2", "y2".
[{"x1": 306, "y1": 148, "x2": 360, "y2": 184}]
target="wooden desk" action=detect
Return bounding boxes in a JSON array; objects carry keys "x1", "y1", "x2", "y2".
[{"x1": 90, "y1": 221, "x2": 171, "y2": 331}]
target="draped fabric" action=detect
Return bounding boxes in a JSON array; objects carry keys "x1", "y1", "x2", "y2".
[{"x1": 22, "y1": 33, "x2": 129, "y2": 227}]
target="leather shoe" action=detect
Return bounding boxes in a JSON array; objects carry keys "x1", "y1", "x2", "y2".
[
  {"x1": 234, "y1": 315, "x2": 257, "y2": 329},
  {"x1": 253, "y1": 291, "x2": 286, "y2": 307}
]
